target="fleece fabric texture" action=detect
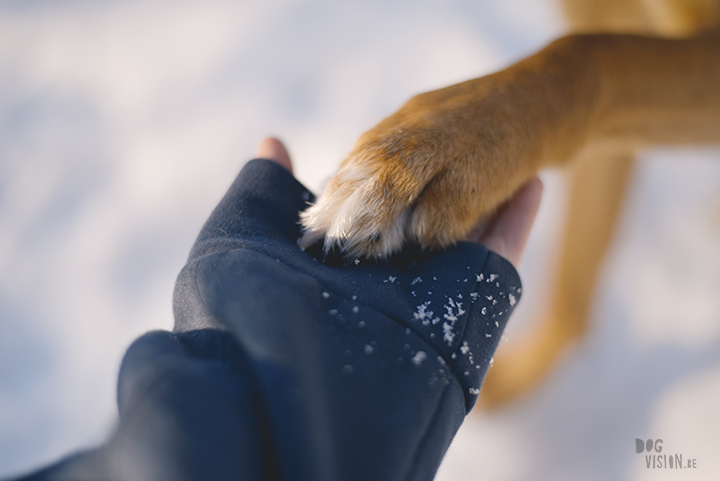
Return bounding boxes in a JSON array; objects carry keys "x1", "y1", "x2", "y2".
[{"x1": 11, "y1": 159, "x2": 522, "y2": 481}]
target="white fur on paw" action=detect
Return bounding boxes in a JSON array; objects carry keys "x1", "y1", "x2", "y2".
[{"x1": 299, "y1": 162, "x2": 410, "y2": 258}]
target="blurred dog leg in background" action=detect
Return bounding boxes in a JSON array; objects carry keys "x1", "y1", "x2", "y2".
[{"x1": 480, "y1": 0, "x2": 720, "y2": 408}]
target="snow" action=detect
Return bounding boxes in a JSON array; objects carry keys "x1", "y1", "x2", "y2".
[
  {"x1": 441, "y1": 297, "x2": 466, "y2": 346},
  {"x1": 411, "y1": 351, "x2": 428, "y2": 367},
  {"x1": 443, "y1": 322, "x2": 456, "y2": 345},
  {"x1": 1, "y1": 1, "x2": 720, "y2": 480},
  {"x1": 413, "y1": 301, "x2": 435, "y2": 326},
  {"x1": 443, "y1": 297, "x2": 466, "y2": 323}
]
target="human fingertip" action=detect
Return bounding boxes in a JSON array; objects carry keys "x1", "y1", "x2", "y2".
[
  {"x1": 257, "y1": 137, "x2": 293, "y2": 172},
  {"x1": 520, "y1": 176, "x2": 543, "y2": 206},
  {"x1": 480, "y1": 176, "x2": 543, "y2": 267}
]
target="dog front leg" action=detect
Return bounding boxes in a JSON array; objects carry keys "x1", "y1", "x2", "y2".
[{"x1": 300, "y1": 36, "x2": 607, "y2": 258}]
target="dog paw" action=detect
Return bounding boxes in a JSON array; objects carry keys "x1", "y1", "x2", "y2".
[{"x1": 300, "y1": 85, "x2": 540, "y2": 258}]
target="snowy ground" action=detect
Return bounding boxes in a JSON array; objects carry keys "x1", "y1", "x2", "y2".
[{"x1": 1, "y1": 1, "x2": 719, "y2": 479}]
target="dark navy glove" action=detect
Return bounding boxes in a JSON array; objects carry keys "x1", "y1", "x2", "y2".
[
  {"x1": 170, "y1": 159, "x2": 522, "y2": 480},
  {"x1": 12, "y1": 159, "x2": 521, "y2": 481}
]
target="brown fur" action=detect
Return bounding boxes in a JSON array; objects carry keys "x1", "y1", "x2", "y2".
[
  {"x1": 481, "y1": 0, "x2": 720, "y2": 409},
  {"x1": 300, "y1": 0, "x2": 720, "y2": 408}
]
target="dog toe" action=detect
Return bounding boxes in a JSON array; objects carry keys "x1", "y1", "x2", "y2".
[{"x1": 300, "y1": 170, "x2": 412, "y2": 258}]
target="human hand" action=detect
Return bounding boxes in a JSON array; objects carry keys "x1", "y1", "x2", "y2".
[
  {"x1": 166, "y1": 137, "x2": 539, "y2": 480},
  {"x1": 23, "y1": 138, "x2": 541, "y2": 481}
]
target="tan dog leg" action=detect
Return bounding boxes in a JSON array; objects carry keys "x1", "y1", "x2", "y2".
[
  {"x1": 477, "y1": 0, "x2": 720, "y2": 408},
  {"x1": 301, "y1": 31, "x2": 720, "y2": 259},
  {"x1": 480, "y1": 147, "x2": 635, "y2": 408}
]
